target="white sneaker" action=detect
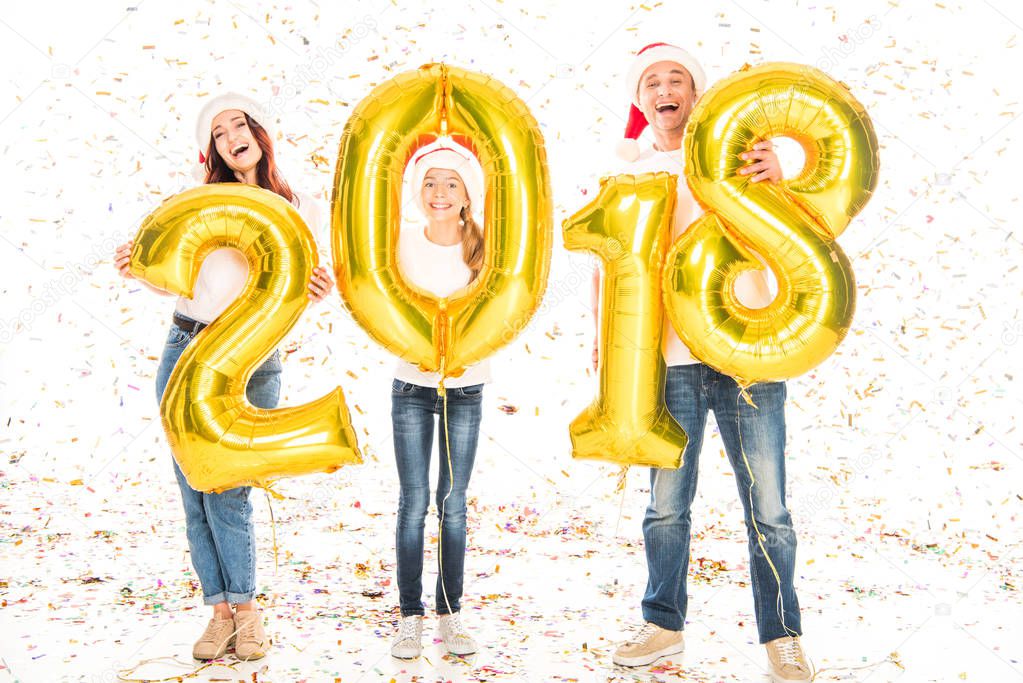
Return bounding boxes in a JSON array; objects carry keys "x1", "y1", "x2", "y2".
[
  {"x1": 438, "y1": 613, "x2": 478, "y2": 655},
  {"x1": 390, "y1": 615, "x2": 423, "y2": 659}
]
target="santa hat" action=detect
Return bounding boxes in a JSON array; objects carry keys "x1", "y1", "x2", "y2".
[
  {"x1": 408, "y1": 139, "x2": 485, "y2": 222},
  {"x1": 192, "y1": 92, "x2": 273, "y2": 181},
  {"x1": 617, "y1": 42, "x2": 707, "y2": 162}
]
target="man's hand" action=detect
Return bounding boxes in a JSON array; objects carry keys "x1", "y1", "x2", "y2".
[{"x1": 738, "y1": 140, "x2": 782, "y2": 183}]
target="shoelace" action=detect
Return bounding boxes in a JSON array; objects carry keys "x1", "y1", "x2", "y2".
[
  {"x1": 628, "y1": 622, "x2": 661, "y2": 646},
  {"x1": 442, "y1": 614, "x2": 468, "y2": 638},
  {"x1": 199, "y1": 619, "x2": 233, "y2": 644},
  {"x1": 235, "y1": 614, "x2": 260, "y2": 642},
  {"x1": 396, "y1": 617, "x2": 420, "y2": 641},
  {"x1": 775, "y1": 638, "x2": 805, "y2": 667}
]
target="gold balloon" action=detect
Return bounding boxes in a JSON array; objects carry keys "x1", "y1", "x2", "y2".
[
  {"x1": 130, "y1": 184, "x2": 361, "y2": 493},
  {"x1": 663, "y1": 62, "x2": 880, "y2": 385},
  {"x1": 563, "y1": 173, "x2": 688, "y2": 469},
  {"x1": 331, "y1": 63, "x2": 552, "y2": 381}
]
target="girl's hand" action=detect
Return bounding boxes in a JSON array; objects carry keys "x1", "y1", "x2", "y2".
[
  {"x1": 738, "y1": 140, "x2": 782, "y2": 183},
  {"x1": 308, "y1": 265, "x2": 335, "y2": 303},
  {"x1": 114, "y1": 241, "x2": 134, "y2": 279}
]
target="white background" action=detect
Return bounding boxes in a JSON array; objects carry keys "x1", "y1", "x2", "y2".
[{"x1": 1, "y1": 1, "x2": 1021, "y2": 681}]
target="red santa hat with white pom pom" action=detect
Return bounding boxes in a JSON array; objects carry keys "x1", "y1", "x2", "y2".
[
  {"x1": 191, "y1": 92, "x2": 274, "y2": 181},
  {"x1": 616, "y1": 42, "x2": 707, "y2": 162}
]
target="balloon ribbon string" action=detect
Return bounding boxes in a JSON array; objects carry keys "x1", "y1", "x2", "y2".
[
  {"x1": 736, "y1": 388, "x2": 798, "y2": 639},
  {"x1": 613, "y1": 465, "x2": 629, "y2": 539},
  {"x1": 438, "y1": 376, "x2": 455, "y2": 615},
  {"x1": 116, "y1": 656, "x2": 225, "y2": 681},
  {"x1": 263, "y1": 485, "x2": 280, "y2": 574}
]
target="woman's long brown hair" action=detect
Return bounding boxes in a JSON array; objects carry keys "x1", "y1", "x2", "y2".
[
  {"x1": 202, "y1": 113, "x2": 295, "y2": 204},
  {"x1": 459, "y1": 205, "x2": 485, "y2": 281}
]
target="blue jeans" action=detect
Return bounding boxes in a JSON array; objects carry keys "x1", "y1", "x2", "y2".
[
  {"x1": 154, "y1": 316, "x2": 282, "y2": 606},
  {"x1": 642, "y1": 363, "x2": 802, "y2": 644},
  {"x1": 391, "y1": 379, "x2": 483, "y2": 616}
]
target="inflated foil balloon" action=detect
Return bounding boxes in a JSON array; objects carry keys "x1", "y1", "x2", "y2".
[
  {"x1": 130, "y1": 184, "x2": 361, "y2": 493},
  {"x1": 332, "y1": 63, "x2": 552, "y2": 381},
  {"x1": 663, "y1": 62, "x2": 880, "y2": 385},
  {"x1": 563, "y1": 173, "x2": 688, "y2": 469}
]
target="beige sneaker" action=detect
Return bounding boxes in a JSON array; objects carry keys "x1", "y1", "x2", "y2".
[
  {"x1": 233, "y1": 610, "x2": 269, "y2": 661},
  {"x1": 765, "y1": 636, "x2": 811, "y2": 682},
  {"x1": 612, "y1": 622, "x2": 684, "y2": 667},
  {"x1": 192, "y1": 616, "x2": 235, "y2": 661},
  {"x1": 438, "y1": 613, "x2": 478, "y2": 656}
]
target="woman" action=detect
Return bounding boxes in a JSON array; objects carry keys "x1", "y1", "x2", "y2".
[
  {"x1": 113, "y1": 92, "x2": 334, "y2": 662},
  {"x1": 389, "y1": 140, "x2": 490, "y2": 659}
]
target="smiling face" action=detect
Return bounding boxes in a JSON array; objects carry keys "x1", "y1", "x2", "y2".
[
  {"x1": 211, "y1": 109, "x2": 263, "y2": 175},
  {"x1": 420, "y1": 169, "x2": 469, "y2": 222},
  {"x1": 637, "y1": 60, "x2": 697, "y2": 135}
]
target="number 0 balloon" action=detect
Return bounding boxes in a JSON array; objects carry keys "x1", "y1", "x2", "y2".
[{"x1": 331, "y1": 63, "x2": 552, "y2": 381}]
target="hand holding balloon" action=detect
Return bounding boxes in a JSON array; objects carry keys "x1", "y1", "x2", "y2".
[
  {"x1": 738, "y1": 140, "x2": 783, "y2": 184},
  {"x1": 308, "y1": 265, "x2": 334, "y2": 302}
]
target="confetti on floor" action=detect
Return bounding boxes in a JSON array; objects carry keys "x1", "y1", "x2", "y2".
[{"x1": 1, "y1": 1, "x2": 1021, "y2": 681}]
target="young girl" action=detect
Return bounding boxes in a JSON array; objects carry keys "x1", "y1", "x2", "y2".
[
  {"x1": 389, "y1": 140, "x2": 490, "y2": 659},
  {"x1": 113, "y1": 92, "x2": 334, "y2": 662}
]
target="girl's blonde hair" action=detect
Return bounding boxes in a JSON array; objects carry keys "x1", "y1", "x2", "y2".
[{"x1": 459, "y1": 205, "x2": 484, "y2": 280}]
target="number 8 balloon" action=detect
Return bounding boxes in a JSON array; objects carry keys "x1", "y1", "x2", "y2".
[{"x1": 663, "y1": 62, "x2": 880, "y2": 386}]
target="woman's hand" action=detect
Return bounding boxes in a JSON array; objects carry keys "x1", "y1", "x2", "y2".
[
  {"x1": 738, "y1": 140, "x2": 782, "y2": 183},
  {"x1": 308, "y1": 265, "x2": 335, "y2": 303},
  {"x1": 114, "y1": 241, "x2": 134, "y2": 279}
]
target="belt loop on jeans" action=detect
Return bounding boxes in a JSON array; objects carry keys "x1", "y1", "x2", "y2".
[{"x1": 172, "y1": 312, "x2": 207, "y2": 336}]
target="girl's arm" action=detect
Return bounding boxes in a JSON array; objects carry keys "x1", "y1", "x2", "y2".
[{"x1": 295, "y1": 192, "x2": 335, "y2": 303}]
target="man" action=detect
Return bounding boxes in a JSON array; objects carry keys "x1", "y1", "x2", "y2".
[{"x1": 596, "y1": 43, "x2": 811, "y2": 682}]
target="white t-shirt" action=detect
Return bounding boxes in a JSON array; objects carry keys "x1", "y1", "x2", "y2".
[
  {"x1": 174, "y1": 191, "x2": 327, "y2": 324},
  {"x1": 393, "y1": 223, "x2": 492, "y2": 389},
  {"x1": 618, "y1": 147, "x2": 778, "y2": 366}
]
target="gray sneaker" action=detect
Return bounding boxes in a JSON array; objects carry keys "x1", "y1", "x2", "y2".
[
  {"x1": 612, "y1": 622, "x2": 684, "y2": 667},
  {"x1": 765, "y1": 636, "x2": 812, "y2": 682},
  {"x1": 391, "y1": 615, "x2": 423, "y2": 659},
  {"x1": 438, "y1": 613, "x2": 477, "y2": 655}
]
